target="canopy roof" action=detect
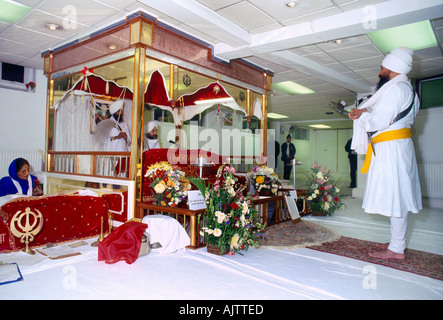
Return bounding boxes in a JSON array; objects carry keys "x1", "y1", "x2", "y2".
[{"x1": 53, "y1": 70, "x2": 262, "y2": 125}]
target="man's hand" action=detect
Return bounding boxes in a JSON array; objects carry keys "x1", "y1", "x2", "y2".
[
  {"x1": 112, "y1": 132, "x2": 128, "y2": 141},
  {"x1": 348, "y1": 108, "x2": 367, "y2": 120}
]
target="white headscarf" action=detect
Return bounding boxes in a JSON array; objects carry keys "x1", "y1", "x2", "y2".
[
  {"x1": 110, "y1": 100, "x2": 124, "y2": 115},
  {"x1": 382, "y1": 47, "x2": 413, "y2": 75},
  {"x1": 143, "y1": 121, "x2": 160, "y2": 150}
]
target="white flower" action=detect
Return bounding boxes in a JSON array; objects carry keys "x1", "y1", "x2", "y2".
[
  {"x1": 230, "y1": 233, "x2": 240, "y2": 250},
  {"x1": 154, "y1": 183, "x2": 165, "y2": 193},
  {"x1": 240, "y1": 214, "x2": 246, "y2": 227},
  {"x1": 228, "y1": 186, "x2": 236, "y2": 196},
  {"x1": 242, "y1": 202, "x2": 249, "y2": 214},
  {"x1": 213, "y1": 228, "x2": 222, "y2": 237}
]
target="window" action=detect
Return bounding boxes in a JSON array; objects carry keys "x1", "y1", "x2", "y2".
[
  {"x1": 1, "y1": 62, "x2": 24, "y2": 82},
  {"x1": 0, "y1": 62, "x2": 36, "y2": 91},
  {"x1": 291, "y1": 126, "x2": 309, "y2": 141},
  {"x1": 418, "y1": 75, "x2": 443, "y2": 109}
]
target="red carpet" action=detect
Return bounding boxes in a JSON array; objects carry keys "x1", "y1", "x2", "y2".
[{"x1": 308, "y1": 236, "x2": 443, "y2": 281}]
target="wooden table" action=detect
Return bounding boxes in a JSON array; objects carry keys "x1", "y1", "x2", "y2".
[{"x1": 136, "y1": 202, "x2": 205, "y2": 249}]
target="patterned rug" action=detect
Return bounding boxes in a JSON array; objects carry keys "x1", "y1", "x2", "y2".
[
  {"x1": 259, "y1": 220, "x2": 443, "y2": 281},
  {"x1": 259, "y1": 220, "x2": 341, "y2": 249},
  {"x1": 308, "y1": 236, "x2": 443, "y2": 281}
]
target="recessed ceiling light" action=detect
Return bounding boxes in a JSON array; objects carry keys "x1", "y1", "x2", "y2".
[
  {"x1": 0, "y1": 0, "x2": 31, "y2": 24},
  {"x1": 368, "y1": 20, "x2": 437, "y2": 54},
  {"x1": 273, "y1": 81, "x2": 315, "y2": 95},
  {"x1": 107, "y1": 44, "x2": 117, "y2": 50},
  {"x1": 309, "y1": 124, "x2": 332, "y2": 129},
  {"x1": 268, "y1": 112, "x2": 289, "y2": 119},
  {"x1": 286, "y1": 1, "x2": 297, "y2": 8},
  {"x1": 46, "y1": 23, "x2": 60, "y2": 30}
]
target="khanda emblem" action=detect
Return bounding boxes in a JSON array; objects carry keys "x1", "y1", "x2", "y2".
[
  {"x1": 182, "y1": 73, "x2": 191, "y2": 87},
  {"x1": 10, "y1": 207, "x2": 44, "y2": 254},
  {"x1": 213, "y1": 84, "x2": 220, "y2": 95}
]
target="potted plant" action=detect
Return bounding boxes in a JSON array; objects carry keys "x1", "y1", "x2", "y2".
[{"x1": 305, "y1": 164, "x2": 346, "y2": 216}]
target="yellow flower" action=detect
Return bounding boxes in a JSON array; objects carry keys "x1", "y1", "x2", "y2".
[
  {"x1": 256, "y1": 176, "x2": 265, "y2": 184},
  {"x1": 167, "y1": 179, "x2": 175, "y2": 187}
]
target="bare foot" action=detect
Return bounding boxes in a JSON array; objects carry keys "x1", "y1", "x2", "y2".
[
  {"x1": 369, "y1": 248, "x2": 405, "y2": 260},
  {"x1": 375, "y1": 243, "x2": 389, "y2": 250}
]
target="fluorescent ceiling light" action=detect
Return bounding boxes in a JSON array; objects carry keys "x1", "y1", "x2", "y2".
[
  {"x1": 273, "y1": 81, "x2": 315, "y2": 95},
  {"x1": 267, "y1": 112, "x2": 289, "y2": 119},
  {"x1": 368, "y1": 20, "x2": 437, "y2": 54},
  {"x1": 0, "y1": 0, "x2": 31, "y2": 24},
  {"x1": 309, "y1": 124, "x2": 331, "y2": 129},
  {"x1": 194, "y1": 97, "x2": 234, "y2": 105}
]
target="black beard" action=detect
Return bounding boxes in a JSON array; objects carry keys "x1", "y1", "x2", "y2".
[
  {"x1": 376, "y1": 74, "x2": 390, "y2": 91},
  {"x1": 146, "y1": 133, "x2": 157, "y2": 140},
  {"x1": 113, "y1": 113, "x2": 123, "y2": 122}
]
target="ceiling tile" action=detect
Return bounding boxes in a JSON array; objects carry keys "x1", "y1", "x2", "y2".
[
  {"x1": 251, "y1": 0, "x2": 335, "y2": 22},
  {"x1": 300, "y1": 51, "x2": 339, "y2": 64},
  {"x1": 36, "y1": 0, "x2": 119, "y2": 26},
  {"x1": 325, "y1": 43, "x2": 382, "y2": 62},
  {"x1": 217, "y1": 1, "x2": 275, "y2": 31},
  {"x1": 315, "y1": 35, "x2": 373, "y2": 51},
  {"x1": 16, "y1": 9, "x2": 88, "y2": 36},
  {"x1": 342, "y1": 55, "x2": 384, "y2": 71},
  {"x1": 1, "y1": 25, "x2": 63, "y2": 47},
  {"x1": 196, "y1": 0, "x2": 243, "y2": 11},
  {"x1": 281, "y1": 6, "x2": 341, "y2": 26},
  {"x1": 0, "y1": 37, "x2": 35, "y2": 55},
  {"x1": 290, "y1": 45, "x2": 323, "y2": 56}
]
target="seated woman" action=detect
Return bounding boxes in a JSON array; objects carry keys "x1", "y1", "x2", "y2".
[{"x1": 0, "y1": 158, "x2": 43, "y2": 197}]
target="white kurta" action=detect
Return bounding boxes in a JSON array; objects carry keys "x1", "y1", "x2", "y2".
[
  {"x1": 358, "y1": 80, "x2": 422, "y2": 218},
  {"x1": 109, "y1": 120, "x2": 131, "y2": 152}
]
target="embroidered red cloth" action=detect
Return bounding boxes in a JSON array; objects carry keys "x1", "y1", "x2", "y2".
[
  {"x1": 0, "y1": 195, "x2": 109, "y2": 252},
  {"x1": 98, "y1": 221, "x2": 147, "y2": 264}
]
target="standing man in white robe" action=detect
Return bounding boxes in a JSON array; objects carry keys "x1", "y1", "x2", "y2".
[
  {"x1": 349, "y1": 47, "x2": 422, "y2": 260},
  {"x1": 109, "y1": 100, "x2": 131, "y2": 152},
  {"x1": 109, "y1": 100, "x2": 131, "y2": 177}
]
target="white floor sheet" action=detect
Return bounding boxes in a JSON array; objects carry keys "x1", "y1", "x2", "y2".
[{"x1": 1, "y1": 197, "x2": 442, "y2": 300}]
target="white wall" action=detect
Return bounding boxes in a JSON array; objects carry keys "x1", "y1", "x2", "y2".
[
  {"x1": 414, "y1": 106, "x2": 443, "y2": 163},
  {"x1": 0, "y1": 70, "x2": 47, "y2": 152}
]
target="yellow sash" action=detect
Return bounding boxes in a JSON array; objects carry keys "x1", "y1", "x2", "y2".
[{"x1": 361, "y1": 128, "x2": 411, "y2": 174}]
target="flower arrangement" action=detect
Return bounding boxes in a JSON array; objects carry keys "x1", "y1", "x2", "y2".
[
  {"x1": 144, "y1": 161, "x2": 191, "y2": 207},
  {"x1": 247, "y1": 165, "x2": 281, "y2": 196},
  {"x1": 305, "y1": 164, "x2": 345, "y2": 216},
  {"x1": 190, "y1": 164, "x2": 265, "y2": 255},
  {"x1": 26, "y1": 81, "x2": 36, "y2": 91}
]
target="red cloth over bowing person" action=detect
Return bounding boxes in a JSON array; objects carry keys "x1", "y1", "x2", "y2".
[{"x1": 98, "y1": 221, "x2": 147, "y2": 264}]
